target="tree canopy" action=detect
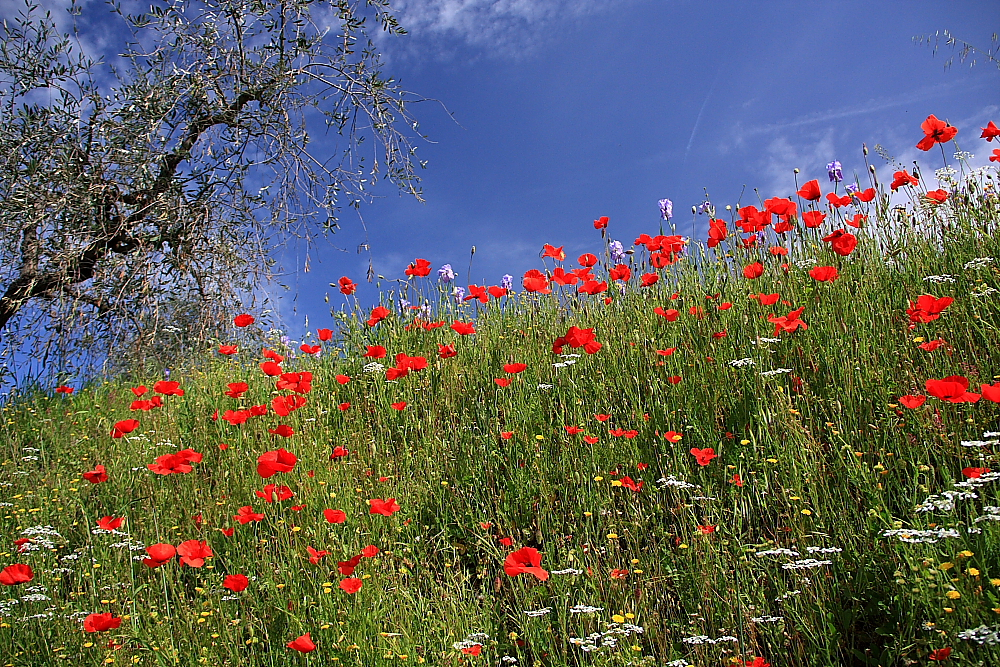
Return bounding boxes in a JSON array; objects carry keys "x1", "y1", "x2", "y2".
[{"x1": 0, "y1": 0, "x2": 426, "y2": 377}]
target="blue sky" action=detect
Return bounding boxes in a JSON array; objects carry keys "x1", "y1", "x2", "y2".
[
  {"x1": 1, "y1": 0, "x2": 997, "y2": 356},
  {"x1": 269, "y1": 0, "x2": 999, "y2": 331}
]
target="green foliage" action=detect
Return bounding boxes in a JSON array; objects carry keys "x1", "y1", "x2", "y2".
[{"x1": 1, "y1": 168, "x2": 1000, "y2": 666}]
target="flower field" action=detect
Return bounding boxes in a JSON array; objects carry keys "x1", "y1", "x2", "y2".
[{"x1": 3, "y1": 118, "x2": 1000, "y2": 666}]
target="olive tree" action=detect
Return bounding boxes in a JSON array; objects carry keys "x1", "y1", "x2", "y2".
[{"x1": 0, "y1": 0, "x2": 425, "y2": 376}]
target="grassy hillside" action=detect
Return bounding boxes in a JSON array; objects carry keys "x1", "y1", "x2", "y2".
[{"x1": 2, "y1": 149, "x2": 1000, "y2": 667}]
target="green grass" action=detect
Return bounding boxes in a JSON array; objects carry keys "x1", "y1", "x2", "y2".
[{"x1": 2, "y1": 160, "x2": 1000, "y2": 667}]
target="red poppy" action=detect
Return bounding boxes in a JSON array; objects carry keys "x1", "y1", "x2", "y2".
[
  {"x1": 690, "y1": 447, "x2": 717, "y2": 466},
  {"x1": 256, "y1": 483, "x2": 294, "y2": 503},
  {"x1": 388, "y1": 401, "x2": 407, "y2": 411},
  {"x1": 705, "y1": 218, "x2": 728, "y2": 248},
  {"x1": 697, "y1": 524, "x2": 716, "y2": 534},
  {"x1": 260, "y1": 360, "x2": 282, "y2": 376},
  {"x1": 752, "y1": 293, "x2": 779, "y2": 306},
  {"x1": 801, "y1": 210, "x2": 826, "y2": 228},
  {"x1": 595, "y1": 414, "x2": 611, "y2": 422},
  {"x1": 234, "y1": 314, "x2": 255, "y2": 327},
  {"x1": 96, "y1": 516, "x2": 124, "y2": 532},
  {"x1": 743, "y1": 263, "x2": 764, "y2": 280},
  {"x1": 992, "y1": 148, "x2": 1000, "y2": 163},
  {"x1": 429, "y1": 343, "x2": 455, "y2": 360},
  {"x1": 604, "y1": 264, "x2": 629, "y2": 282},
  {"x1": 809, "y1": 266, "x2": 839, "y2": 282},
  {"x1": 362, "y1": 346, "x2": 386, "y2": 360},
  {"x1": 745, "y1": 658, "x2": 771, "y2": 667},
  {"x1": 734, "y1": 206, "x2": 770, "y2": 234},
  {"x1": 890, "y1": 170, "x2": 919, "y2": 190},
  {"x1": 634, "y1": 272, "x2": 657, "y2": 288},
  {"x1": 981, "y1": 383, "x2": 1000, "y2": 403},
  {"x1": 0, "y1": 564, "x2": 33, "y2": 586},
  {"x1": 498, "y1": 536, "x2": 513, "y2": 546},
  {"x1": 899, "y1": 395, "x2": 927, "y2": 409},
  {"x1": 826, "y1": 192, "x2": 852, "y2": 208},
  {"x1": 404, "y1": 258, "x2": 432, "y2": 277},
  {"x1": 313, "y1": 328, "x2": 333, "y2": 343},
  {"x1": 324, "y1": 509, "x2": 347, "y2": 524},
  {"x1": 83, "y1": 613, "x2": 121, "y2": 633},
  {"x1": 767, "y1": 307, "x2": 808, "y2": 335},
  {"x1": 176, "y1": 540, "x2": 212, "y2": 568},
  {"x1": 222, "y1": 574, "x2": 249, "y2": 592},
  {"x1": 287, "y1": 633, "x2": 317, "y2": 653},
  {"x1": 521, "y1": 269, "x2": 551, "y2": 294},
  {"x1": 488, "y1": 285, "x2": 508, "y2": 299},
  {"x1": 451, "y1": 321, "x2": 476, "y2": 335},
  {"x1": 918, "y1": 339, "x2": 946, "y2": 351},
  {"x1": 129, "y1": 396, "x2": 163, "y2": 412},
  {"x1": 765, "y1": 197, "x2": 797, "y2": 217},
  {"x1": 272, "y1": 395, "x2": 306, "y2": 418},
  {"x1": 494, "y1": 378, "x2": 513, "y2": 387},
  {"x1": 504, "y1": 546, "x2": 549, "y2": 581},
  {"x1": 822, "y1": 229, "x2": 857, "y2": 256},
  {"x1": 153, "y1": 380, "x2": 183, "y2": 396},
  {"x1": 963, "y1": 467, "x2": 991, "y2": 479},
  {"x1": 916, "y1": 115, "x2": 958, "y2": 151},
  {"x1": 300, "y1": 344, "x2": 320, "y2": 354},
  {"x1": 55, "y1": 385, "x2": 73, "y2": 394},
  {"x1": 500, "y1": 431, "x2": 513, "y2": 440},
  {"x1": 147, "y1": 451, "x2": 196, "y2": 475},
  {"x1": 853, "y1": 187, "x2": 877, "y2": 202},
  {"x1": 797, "y1": 179, "x2": 821, "y2": 201},
  {"x1": 564, "y1": 425, "x2": 584, "y2": 434},
  {"x1": 141, "y1": 543, "x2": 176, "y2": 568},
  {"x1": 268, "y1": 425, "x2": 295, "y2": 438},
  {"x1": 926, "y1": 376, "x2": 980, "y2": 403},
  {"x1": 224, "y1": 382, "x2": 249, "y2": 399},
  {"x1": 110, "y1": 419, "x2": 140, "y2": 439},
  {"x1": 656, "y1": 348, "x2": 677, "y2": 356},
  {"x1": 982, "y1": 121, "x2": 1000, "y2": 141},
  {"x1": 257, "y1": 448, "x2": 298, "y2": 478},
  {"x1": 233, "y1": 506, "x2": 265, "y2": 525},
  {"x1": 667, "y1": 375, "x2": 682, "y2": 384},
  {"x1": 276, "y1": 371, "x2": 312, "y2": 394},
  {"x1": 907, "y1": 295, "x2": 954, "y2": 323},
  {"x1": 337, "y1": 276, "x2": 357, "y2": 295},
  {"x1": 306, "y1": 546, "x2": 328, "y2": 565},
  {"x1": 730, "y1": 474, "x2": 744, "y2": 487},
  {"x1": 593, "y1": 216, "x2": 609, "y2": 229},
  {"x1": 541, "y1": 244, "x2": 566, "y2": 260},
  {"x1": 367, "y1": 306, "x2": 390, "y2": 327},
  {"x1": 552, "y1": 326, "x2": 602, "y2": 355},
  {"x1": 369, "y1": 498, "x2": 401, "y2": 516},
  {"x1": 928, "y1": 647, "x2": 951, "y2": 661},
  {"x1": 577, "y1": 279, "x2": 608, "y2": 295},
  {"x1": 83, "y1": 464, "x2": 108, "y2": 484},
  {"x1": 340, "y1": 578, "x2": 363, "y2": 594},
  {"x1": 653, "y1": 307, "x2": 680, "y2": 321},
  {"x1": 845, "y1": 213, "x2": 866, "y2": 229},
  {"x1": 578, "y1": 253, "x2": 598, "y2": 267},
  {"x1": 926, "y1": 189, "x2": 949, "y2": 204},
  {"x1": 583, "y1": 435, "x2": 599, "y2": 444},
  {"x1": 618, "y1": 476, "x2": 643, "y2": 492}
]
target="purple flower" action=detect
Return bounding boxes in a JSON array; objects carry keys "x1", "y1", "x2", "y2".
[
  {"x1": 398, "y1": 299, "x2": 410, "y2": 312},
  {"x1": 658, "y1": 198, "x2": 673, "y2": 221},
  {"x1": 438, "y1": 264, "x2": 456, "y2": 283},
  {"x1": 697, "y1": 200, "x2": 714, "y2": 216},
  {"x1": 826, "y1": 161, "x2": 843, "y2": 183},
  {"x1": 845, "y1": 182, "x2": 860, "y2": 194},
  {"x1": 609, "y1": 240, "x2": 625, "y2": 263},
  {"x1": 451, "y1": 286, "x2": 465, "y2": 302},
  {"x1": 500, "y1": 274, "x2": 513, "y2": 290},
  {"x1": 164, "y1": 368, "x2": 171, "y2": 380}
]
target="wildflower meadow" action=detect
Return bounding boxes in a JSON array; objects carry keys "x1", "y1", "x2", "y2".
[{"x1": 3, "y1": 116, "x2": 1000, "y2": 667}]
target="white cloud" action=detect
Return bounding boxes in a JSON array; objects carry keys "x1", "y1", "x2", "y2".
[{"x1": 386, "y1": 0, "x2": 635, "y2": 58}]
